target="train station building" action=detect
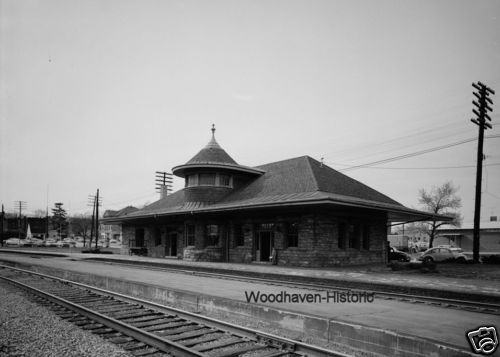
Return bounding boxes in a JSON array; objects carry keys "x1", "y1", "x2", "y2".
[{"x1": 103, "y1": 127, "x2": 447, "y2": 267}]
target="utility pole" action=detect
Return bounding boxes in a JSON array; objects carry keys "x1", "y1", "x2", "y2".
[
  {"x1": 88, "y1": 191, "x2": 102, "y2": 249},
  {"x1": 87, "y1": 195, "x2": 96, "y2": 248},
  {"x1": 1, "y1": 204, "x2": 4, "y2": 246},
  {"x1": 471, "y1": 81, "x2": 495, "y2": 264},
  {"x1": 155, "y1": 171, "x2": 173, "y2": 198},
  {"x1": 13, "y1": 201, "x2": 27, "y2": 239},
  {"x1": 95, "y1": 189, "x2": 100, "y2": 250}
]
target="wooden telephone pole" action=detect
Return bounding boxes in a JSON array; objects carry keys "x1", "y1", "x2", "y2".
[{"x1": 471, "y1": 81, "x2": 495, "y2": 263}]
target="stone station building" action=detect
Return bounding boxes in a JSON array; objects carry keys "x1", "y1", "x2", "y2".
[{"x1": 103, "y1": 128, "x2": 447, "y2": 267}]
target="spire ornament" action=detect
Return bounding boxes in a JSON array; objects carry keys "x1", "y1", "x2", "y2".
[{"x1": 205, "y1": 124, "x2": 221, "y2": 149}]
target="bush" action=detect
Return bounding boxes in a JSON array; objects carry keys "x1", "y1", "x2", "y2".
[{"x1": 482, "y1": 255, "x2": 500, "y2": 264}]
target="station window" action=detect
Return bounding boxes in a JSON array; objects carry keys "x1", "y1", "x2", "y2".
[
  {"x1": 362, "y1": 225, "x2": 370, "y2": 250},
  {"x1": 219, "y1": 174, "x2": 231, "y2": 187},
  {"x1": 185, "y1": 224, "x2": 195, "y2": 246},
  {"x1": 199, "y1": 173, "x2": 216, "y2": 186},
  {"x1": 286, "y1": 222, "x2": 299, "y2": 248},
  {"x1": 348, "y1": 224, "x2": 361, "y2": 249},
  {"x1": 185, "y1": 173, "x2": 232, "y2": 188},
  {"x1": 135, "y1": 228, "x2": 145, "y2": 248},
  {"x1": 186, "y1": 175, "x2": 197, "y2": 187},
  {"x1": 337, "y1": 223, "x2": 346, "y2": 249},
  {"x1": 154, "y1": 227, "x2": 162, "y2": 246},
  {"x1": 234, "y1": 224, "x2": 245, "y2": 247},
  {"x1": 205, "y1": 224, "x2": 219, "y2": 246}
]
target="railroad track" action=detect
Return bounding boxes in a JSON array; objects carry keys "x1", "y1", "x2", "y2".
[
  {"x1": 89, "y1": 259, "x2": 500, "y2": 315},
  {"x1": 0, "y1": 265, "x2": 348, "y2": 357}
]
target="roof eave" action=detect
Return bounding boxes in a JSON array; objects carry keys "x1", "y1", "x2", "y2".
[
  {"x1": 172, "y1": 163, "x2": 265, "y2": 178},
  {"x1": 101, "y1": 196, "x2": 451, "y2": 224}
]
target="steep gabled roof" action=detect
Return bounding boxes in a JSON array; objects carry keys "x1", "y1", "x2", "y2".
[{"x1": 104, "y1": 155, "x2": 449, "y2": 224}]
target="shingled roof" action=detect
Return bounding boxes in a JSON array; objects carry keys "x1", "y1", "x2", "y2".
[
  {"x1": 172, "y1": 128, "x2": 264, "y2": 177},
  {"x1": 105, "y1": 156, "x2": 449, "y2": 223},
  {"x1": 185, "y1": 135, "x2": 238, "y2": 166}
]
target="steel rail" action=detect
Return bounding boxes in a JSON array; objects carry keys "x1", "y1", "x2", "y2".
[
  {"x1": 0, "y1": 265, "x2": 350, "y2": 357},
  {"x1": 90, "y1": 260, "x2": 500, "y2": 313},
  {"x1": 0, "y1": 274, "x2": 207, "y2": 357}
]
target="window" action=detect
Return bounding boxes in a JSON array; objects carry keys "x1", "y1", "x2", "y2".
[
  {"x1": 348, "y1": 224, "x2": 360, "y2": 249},
  {"x1": 338, "y1": 223, "x2": 346, "y2": 249},
  {"x1": 219, "y1": 174, "x2": 231, "y2": 187},
  {"x1": 199, "y1": 173, "x2": 216, "y2": 186},
  {"x1": 362, "y1": 225, "x2": 370, "y2": 250},
  {"x1": 185, "y1": 224, "x2": 195, "y2": 246},
  {"x1": 135, "y1": 228, "x2": 145, "y2": 247},
  {"x1": 286, "y1": 222, "x2": 299, "y2": 247},
  {"x1": 154, "y1": 227, "x2": 162, "y2": 246},
  {"x1": 185, "y1": 173, "x2": 232, "y2": 188},
  {"x1": 234, "y1": 224, "x2": 244, "y2": 247},
  {"x1": 205, "y1": 224, "x2": 219, "y2": 246},
  {"x1": 186, "y1": 175, "x2": 197, "y2": 187}
]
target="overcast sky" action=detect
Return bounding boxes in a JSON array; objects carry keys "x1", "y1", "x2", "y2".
[{"x1": 1, "y1": 0, "x2": 499, "y2": 225}]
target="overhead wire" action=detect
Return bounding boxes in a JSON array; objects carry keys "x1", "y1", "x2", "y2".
[{"x1": 335, "y1": 135, "x2": 500, "y2": 172}]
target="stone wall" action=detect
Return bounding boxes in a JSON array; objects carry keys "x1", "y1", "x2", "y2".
[
  {"x1": 121, "y1": 225, "x2": 135, "y2": 255},
  {"x1": 123, "y1": 208, "x2": 388, "y2": 267},
  {"x1": 225, "y1": 212, "x2": 387, "y2": 267}
]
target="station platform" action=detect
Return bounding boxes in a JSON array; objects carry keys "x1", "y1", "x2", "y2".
[
  {"x1": 1, "y1": 248, "x2": 499, "y2": 300},
  {"x1": 0, "y1": 248, "x2": 499, "y2": 356}
]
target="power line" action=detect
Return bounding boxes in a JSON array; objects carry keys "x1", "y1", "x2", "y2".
[
  {"x1": 334, "y1": 163, "x2": 500, "y2": 171},
  {"x1": 336, "y1": 135, "x2": 500, "y2": 172}
]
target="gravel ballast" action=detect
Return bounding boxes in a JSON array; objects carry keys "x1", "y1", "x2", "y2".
[{"x1": 0, "y1": 280, "x2": 134, "y2": 357}]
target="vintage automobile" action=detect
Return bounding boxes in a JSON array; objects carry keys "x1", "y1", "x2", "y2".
[
  {"x1": 418, "y1": 247, "x2": 468, "y2": 263},
  {"x1": 4, "y1": 238, "x2": 25, "y2": 247},
  {"x1": 389, "y1": 247, "x2": 411, "y2": 262}
]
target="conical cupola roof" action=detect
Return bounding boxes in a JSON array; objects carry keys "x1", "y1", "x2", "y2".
[
  {"x1": 172, "y1": 125, "x2": 264, "y2": 178},
  {"x1": 185, "y1": 126, "x2": 238, "y2": 166}
]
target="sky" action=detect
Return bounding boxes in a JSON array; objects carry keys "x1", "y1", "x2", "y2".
[{"x1": 1, "y1": 0, "x2": 499, "y2": 225}]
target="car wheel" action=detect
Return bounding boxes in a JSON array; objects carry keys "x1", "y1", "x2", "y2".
[
  {"x1": 456, "y1": 257, "x2": 466, "y2": 263},
  {"x1": 423, "y1": 256, "x2": 433, "y2": 264}
]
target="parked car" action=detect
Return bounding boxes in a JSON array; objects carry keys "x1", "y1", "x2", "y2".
[
  {"x1": 59, "y1": 238, "x2": 76, "y2": 247},
  {"x1": 4, "y1": 238, "x2": 25, "y2": 247},
  {"x1": 24, "y1": 238, "x2": 44, "y2": 247},
  {"x1": 44, "y1": 239, "x2": 58, "y2": 247},
  {"x1": 418, "y1": 247, "x2": 468, "y2": 263},
  {"x1": 389, "y1": 247, "x2": 411, "y2": 262}
]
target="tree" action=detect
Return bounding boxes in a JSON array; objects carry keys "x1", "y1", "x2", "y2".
[
  {"x1": 51, "y1": 202, "x2": 68, "y2": 237},
  {"x1": 69, "y1": 214, "x2": 92, "y2": 246},
  {"x1": 418, "y1": 181, "x2": 462, "y2": 248}
]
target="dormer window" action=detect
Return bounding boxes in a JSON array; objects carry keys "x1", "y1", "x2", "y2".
[{"x1": 185, "y1": 173, "x2": 233, "y2": 188}]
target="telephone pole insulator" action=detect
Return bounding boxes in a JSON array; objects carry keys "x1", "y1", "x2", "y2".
[{"x1": 471, "y1": 81, "x2": 495, "y2": 264}]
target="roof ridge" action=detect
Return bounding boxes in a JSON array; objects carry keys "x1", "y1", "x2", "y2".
[{"x1": 304, "y1": 156, "x2": 321, "y2": 191}]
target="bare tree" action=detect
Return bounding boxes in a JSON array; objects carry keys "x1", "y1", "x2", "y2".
[
  {"x1": 418, "y1": 181, "x2": 462, "y2": 248},
  {"x1": 69, "y1": 214, "x2": 92, "y2": 246}
]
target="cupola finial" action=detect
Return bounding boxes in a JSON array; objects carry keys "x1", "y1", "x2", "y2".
[{"x1": 211, "y1": 124, "x2": 216, "y2": 136}]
